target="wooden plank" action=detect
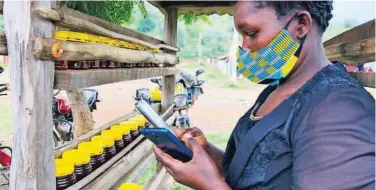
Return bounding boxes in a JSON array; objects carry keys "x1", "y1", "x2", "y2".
[
  {"x1": 60, "y1": 6, "x2": 165, "y2": 46},
  {"x1": 54, "y1": 67, "x2": 179, "y2": 90},
  {"x1": 4, "y1": 1, "x2": 56, "y2": 189},
  {"x1": 156, "y1": 172, "x2": 174, "y2": 190},
  {"x1": 34, "y1": 38, "x2": 179, "y2": 65},
  {"x1": 324, "y1": 19, "x2": 375, "y2": 47},
  {"x1": 325, "y1": 37, "x2": 375, "y2": 66},
  {"x1": 144, "y1": 168, "x2": 168, "y2": 190},
  {"x1": 66, "y1": 136, "x2": 148, "y2": 190},
  {"x1": 66, "y1": 89, "x2": 94, "y2": 137},
  {"x1": 349, "y1": 72, "x2": 375, "y2": 88},
  {"x1": 54, "y1": 103, "x2": 160, "y2": 158},
  {"x1": 113, "y1": 151, "x2": 155, "y2": 188},
  {"x1": 36, "y1": 8, "x2": 179, "y2": 52}
]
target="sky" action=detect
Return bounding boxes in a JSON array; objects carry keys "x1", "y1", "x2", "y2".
[{"x1": 331, "y1": 0, "x2": 375, "y2": 25}]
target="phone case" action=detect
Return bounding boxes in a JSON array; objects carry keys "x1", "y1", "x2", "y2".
[{"x1": 140, "y1": 128, "x2": 193, "y2": 162}]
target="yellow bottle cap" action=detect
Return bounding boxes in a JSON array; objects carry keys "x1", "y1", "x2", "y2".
[
  {"x1": 118, "y1": 183, "x2": 142, "y2": 190},
  {"x1": 111, "y1": 125, "x2": 130, "y2": 135},
  {"x1": 55, "y1": 163, "x2": 75, "y2": 177},
  {"x1": 78, "y1": 141, "x2": 103, "y2": 156},
  {"x1": 91, "y1": 135, "x2": 115, "y2": 148},
  {"x1": 62, "y1": 149, "x2": 91, "y2": 165},
  {"x1": 102, "y1": 130, "x2": 122, "y2": 141},
  {"x1": 121, "y1": 121, "x2": 138, "y2": 130},
  {"x1": 135, "y1": 115, "x2": 149, "y2": 124},
  {"x1": 128, "y1": 118, "x2": 146, "y2": 127}
]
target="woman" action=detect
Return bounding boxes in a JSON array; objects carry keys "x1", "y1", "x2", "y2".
[{"x1": 153, "y1": 1, "x2": 375, "y2": 189}]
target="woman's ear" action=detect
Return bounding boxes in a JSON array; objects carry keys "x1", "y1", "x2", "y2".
[{"x1": 295, "y1": 11, "x2": 313, "y2": 39}]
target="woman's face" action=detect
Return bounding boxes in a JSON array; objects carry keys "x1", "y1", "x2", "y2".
[{"x1": 234, "y1": 2, "x2": 293, "y2": 52}]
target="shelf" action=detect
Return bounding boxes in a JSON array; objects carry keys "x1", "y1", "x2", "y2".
[
  {"x1": 349, "y1": 72, "x2": 375, "y2": 88},
  {"x1": 54, "y1": 67, "x2": 179, "y2": 90}
]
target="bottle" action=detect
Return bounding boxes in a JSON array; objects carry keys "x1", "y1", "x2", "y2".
[
  {"x1": 111, "y1": 124, "x2": 132, "y2": 147},
  {"x1": 62, "y1": 149, "x2": 93, "y2": 181},
  {"x1": 101, "y1": 130, "x2": 125, "y2": 153},
  {"x1": 91, "y1": 135, "x2": 116, "y2": 161},
  {"x1": 121, "y1": 121, "x2": 139, "y2": 140},
  {"x1": 78, "y1": 141, "x2": 106, "y2": 170},
  {"x1": 135, "y1": 115, "x2": 150, "y2": 127},
  {"x1": 128, "y1": 117, "x2": 146, "y2": 129},
  {"x1": 118, "y1": 183, "x2": 143, "y2": 190},
  {"x1": 55, "y1": 158, "x2": 77, "y2": 190}
]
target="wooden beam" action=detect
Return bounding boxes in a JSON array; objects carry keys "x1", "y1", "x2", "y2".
[
  {"x1": 60, "y1": 6, "x2": 164, "y2": 46},
  {"x1": 66, "y1": 89, "x2": 94, "y2": 137},
  {"x1": 4, "y1": 1, "x2": 56, "y2": 189},
  {"x1": 83, "y1": 140, "x2": 153, "y2": 190},
  {"x1": 54, "y1": 104, "x2": 161, "y2": 158},
  {"x1": 325, "y1": 37, "x2": 375, "y2": 66},
  {"x1": 349, "y1": 72, "x2": 375, "y2": 88},
  {"x1": 324, "y1": 19, "x2": 375, "y2": 47},
  {"x1": 54, "y1": 67, "x2": 179, "y2": 90},
  {"x1": 36, "y1": 8, "x2": 179, "y2": 52},
  {"x1": 34, "y1": 38, "x2": 179, "y2": 65},
  {"x1": 143, "y1": 168, "x2": 168, "y2": 190},
  {"x1": 162, "y1": 7, "x2": 178, "y2": 115},
  {"x1": 66, "y1": 136, "x2": 148, "y2": 190},
  {"x1": 117, "y1": 152, "x2": 155, "y2": 185}
]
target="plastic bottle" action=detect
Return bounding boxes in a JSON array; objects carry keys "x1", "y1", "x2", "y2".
[
  {"x1": 55, "y1": 158, "x2": 77, "y2": 190},
  {"x1": 91, "y1": 135, "x2": 116, "y2": 161},
  {"x1": 128, "y1": 117, "x2": 146, "y2": 129},
  {"x1": 62, "y1": 149, "x2": 93, "y2": 181},
  {"x1": 77, "y1": 141, "x2": 106, "y2": 170},
  {"x1": 121, "y1": 121, "x2": 139, "y2": 140},
  {"x1": 134, "y1": 115, "x2": 150, "y2": 127},
  {"x1": 111, "y1": 124, "x2": 132, "y2": 147},
  {"x1": 118, "y1": 183, "x2": 143, "y2": 190},
  {"x1": 101, "y1": 130, "x2": 125, "y2": 153}
]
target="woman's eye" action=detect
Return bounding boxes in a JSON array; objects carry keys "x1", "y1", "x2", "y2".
[{"x1": 246, "y1": 31, "x2": 257, "y2": 39}]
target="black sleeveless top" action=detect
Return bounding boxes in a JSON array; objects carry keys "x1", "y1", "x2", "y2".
[{"x1": 223, "y1": 62, "x2": 375, "y2": 189}]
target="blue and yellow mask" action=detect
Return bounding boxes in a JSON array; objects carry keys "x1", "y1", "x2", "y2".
[{"x1": 236, "y1": 14, "x2": 306, "y2": 85}]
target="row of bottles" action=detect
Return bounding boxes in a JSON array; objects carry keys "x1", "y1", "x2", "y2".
[{"x1": 55, "y1": 115, "x2": 148, "y2": 190}]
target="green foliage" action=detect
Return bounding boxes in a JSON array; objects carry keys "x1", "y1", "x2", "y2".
[
  {"x1": 178, "y1": 12, "x2": 212, "y2": 26},
  {"x1": 67, "y1": 0, "x2": 147, "y2": 25}
]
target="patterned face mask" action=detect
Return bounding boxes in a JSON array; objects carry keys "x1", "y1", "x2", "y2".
[{"x1": 236, "y1": 13, "x2": 306, "y2": 85}]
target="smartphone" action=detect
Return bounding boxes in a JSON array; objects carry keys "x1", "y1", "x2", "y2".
[
  {"x1": 140, "y1": 128, "x2": 193, "y2": 162},
  {"x1": 135, "y1": 100, "x2": 175, "y2": 135}
]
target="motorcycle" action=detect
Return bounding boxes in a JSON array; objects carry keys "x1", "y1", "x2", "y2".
[
  {"x1": 134, "y1": 68, "x2": 205, "y2": 128},
  {"x1": 0, "y1": 66, "x2": 11, "y2": 186},
  {"x1": 53, "y1": 88, "x2": 100, "y2": 147}
]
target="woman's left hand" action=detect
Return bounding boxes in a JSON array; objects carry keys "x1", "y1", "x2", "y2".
[{"x1": 152, "y1": 137, "x2": 230, "y2": 190}]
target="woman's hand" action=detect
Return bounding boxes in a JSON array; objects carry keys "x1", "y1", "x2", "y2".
[
  {"x1": 152, "y1": 137, "x2": 230, "y2": 190},
  {"x1": 173, "y1": 127, "x2": 209, "y2": 151}
]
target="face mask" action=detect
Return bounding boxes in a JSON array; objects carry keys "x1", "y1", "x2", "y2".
[{"x1": 236, "y1": 13, "x2": 306, "y2": 85}]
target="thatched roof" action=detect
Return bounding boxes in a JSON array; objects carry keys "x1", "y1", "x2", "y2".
[{"x1": 148, "y1": 1, "x2": 235, "y2": 15}]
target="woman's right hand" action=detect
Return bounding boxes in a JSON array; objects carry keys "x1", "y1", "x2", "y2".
[{"x1": 174, "y1": 127, "x2": 209, "y2": 151}]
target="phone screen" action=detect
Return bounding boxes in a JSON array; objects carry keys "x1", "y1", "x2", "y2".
[{"x1": 135, "y1": 100, "x2": 176, "y2": 135}]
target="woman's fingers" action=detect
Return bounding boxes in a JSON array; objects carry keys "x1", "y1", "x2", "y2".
[
  {"x1": 152, "y1": 145, "x2": 181, "y2": 171},
  {"x1": 184, "y1": 137, "x2": 203, "y2": 154}
]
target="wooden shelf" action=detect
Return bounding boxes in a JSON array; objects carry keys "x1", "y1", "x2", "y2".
[
  {"x1": 54, "y1": 67, "x2": 179, "y2": 90},
  {"x1": 349, "y1": 72, "x2": 375, "y2": 88}
]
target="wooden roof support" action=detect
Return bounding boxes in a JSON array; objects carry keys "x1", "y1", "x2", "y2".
[{"x1": 4, "y1": 1, "x2": 56, "y2": 189}]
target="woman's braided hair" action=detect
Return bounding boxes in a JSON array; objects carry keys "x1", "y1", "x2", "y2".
[{"x1": 253, "y1": 1, "x2": 334, "y2": 33}]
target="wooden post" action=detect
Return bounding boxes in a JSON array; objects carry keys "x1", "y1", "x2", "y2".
[
  {"x1": 162, "y1": 7, "x2": 177, "y2": 114},
  {"x1": 67, "y1": 89, "x2": 95, "y2": 137},
  {"x1": 158, "y1": 7, "x2": 178, "y2": 172},
  {"x1": 4, "y1": 1, "x2": 56, "y2": 189}
]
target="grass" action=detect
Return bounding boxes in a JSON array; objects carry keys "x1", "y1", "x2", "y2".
[
  {"x1": 136, "y1": 130, "x2": 231, "y2": 189},
  {"x1": 0, "y1": 99, "x2": 12, "y2": 137}
]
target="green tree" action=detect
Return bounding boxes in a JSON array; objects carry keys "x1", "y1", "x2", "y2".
[{"x1": 67, "y1": 0, "x2": 148, "y2": 25}]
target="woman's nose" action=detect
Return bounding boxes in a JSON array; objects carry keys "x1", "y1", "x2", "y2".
[{"x1": 241, "y1": 37, "x2": 251, "y2": 52}]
